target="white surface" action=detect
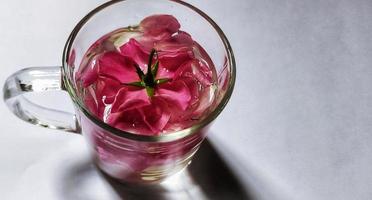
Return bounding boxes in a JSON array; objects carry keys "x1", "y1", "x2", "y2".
[{"x1": 1, "y1": 0, "x2": 372, "y2": 199}]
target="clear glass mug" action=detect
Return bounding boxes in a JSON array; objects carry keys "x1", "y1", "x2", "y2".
[{"x1": 3, "y1": 0, "x2": 235, "y2": 183}]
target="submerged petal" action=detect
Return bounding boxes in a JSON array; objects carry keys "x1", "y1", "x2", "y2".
[
  {"x1": 174, "y1": 59, "x2": 214, "y2": 86},
  {"x1": 140, "y1": 14, "x2": 180, "y2": 37},
  {"x1": 107, "y1": 97, "x2": 171, "y2": 135},
  {"x1": 77, "y1": 54, "x2": 99, "y2": 87},
  {"x1": 156, "y1": 31, "x2": 195, "y2": 73},
  {"x1": 156, "y1": 80, "x2": 191, "y2": 111},
  {"x1": 111, "y1": 87, "x2": 151, "y2": 113},
  {"x1": 119, "y1": 38, "x2": 149, "y2": 68},
  {"x1": 158, "y1": 50, "x2": 193, "y2": 73},
  {"x1": 98, "y1": 51, "x2": 140, "y2": 83},
  {"x1": 138, "y1": 97, "x2": 171, "y2": 134},
  {"x1": 107, "y1": 109, "x2": 151, "y2": 134},
  {"x1": 83, "y1": 76, "x2": 122, "y2": 118},
  {"x1": 155, "y1": 31, "x2": 194, "y2": 52},
  {"x1": 95, "y1": 76, "x2": 122, "y2": 104}
]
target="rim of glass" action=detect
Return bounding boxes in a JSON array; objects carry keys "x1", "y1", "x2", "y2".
[{"x1": 62, "y1": 0, "x2": 236, "y2": 142}]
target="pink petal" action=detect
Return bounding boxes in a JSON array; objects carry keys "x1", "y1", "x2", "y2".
[
  {"x1": 163, "y1": 77, "x2": 201, "y2": 124},
  {"x1": 107, "y1": 109, "x2": 152, "y2": 134},
  {"x1": 140, "y1": 14, "x2": 180, "y2": 38},
  {"x1": 156, "y1": 32, "x2": 195, "y2": 72},
  {"x1": 95, "y1": 76, "x2": 122, "y2": 104},
  {"x1": 156, "y1": 80, "x2": 191, "y2": 111},
  {"x1": 110, "y1": 87, "x2": 151, "y2": 113},
  {"x1": 84, "y1": 76, "x2": 122, "y2": 118},
  {"x1": 107, "y1": 97, "x2": 171, "y2": 135},
  {"x1": 174, "y1": 59, "x2": 214, "y2": 86},
  {"x1": 119, "y1": 39, "x2": 149, "y2": 68},
  {"x1": 98, "y1": 51, "x2": 140, "y2": 83},
  {"x1": 155, "y1": 66, "x2": 174, "y2": 79},
  {"x1": 76, "y1": 54, "x2": 99, "y2": 87},
  {"x1": 193, "y1": 41, "x2": 215, "y2": 74},
  {"x1": 138, "y1": 32, "x2": 171, "y2": 49},
  {"x1": 179, "y1": 77, "x2": 200, "y2": 108},
  {"x1": 83, "y1": 88, "x2": 102, "y2": 117},
  {"x1": 155, "y1": 31, "x2": 194, "y2": 52},
  {"x1": 138, "y1": 97, "x2": 171, "y2": 134},
  {"x1": 158, "y1": 50, "x2": 193, "y2": 72}
]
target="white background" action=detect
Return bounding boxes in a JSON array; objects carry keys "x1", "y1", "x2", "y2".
[{"x1": 1, "y1": 0, "x2": 372, "y2": 199}]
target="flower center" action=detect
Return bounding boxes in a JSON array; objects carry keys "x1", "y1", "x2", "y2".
[{"x1": 124, "y1": 49, "x2": 170, "y2": 97}]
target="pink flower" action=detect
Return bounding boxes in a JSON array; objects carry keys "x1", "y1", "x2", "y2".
[{"x1": 79, "y1": 15, "x2": 214, "y2": 135}]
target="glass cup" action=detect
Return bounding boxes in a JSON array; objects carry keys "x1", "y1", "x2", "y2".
[{"x1": 3, "y1": 0, "x2": 235, "y2": 183}]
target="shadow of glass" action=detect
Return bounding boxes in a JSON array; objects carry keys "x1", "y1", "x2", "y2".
[{"x1": 58, "y1": 139, "x2": 254, "y2": 200}]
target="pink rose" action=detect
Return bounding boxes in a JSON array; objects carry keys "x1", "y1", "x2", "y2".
[{"x1": 79, "y1": 15, "x2": 214, "y2": 135}]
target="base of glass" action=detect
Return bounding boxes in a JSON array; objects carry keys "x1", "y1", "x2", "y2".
[{"x1": 93, "y1": 148, "x2": 198, "y2": 184}]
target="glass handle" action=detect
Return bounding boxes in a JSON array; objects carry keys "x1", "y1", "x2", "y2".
[{"x1": 3, "y1": 67, "x2": 80, "y2": 133}]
